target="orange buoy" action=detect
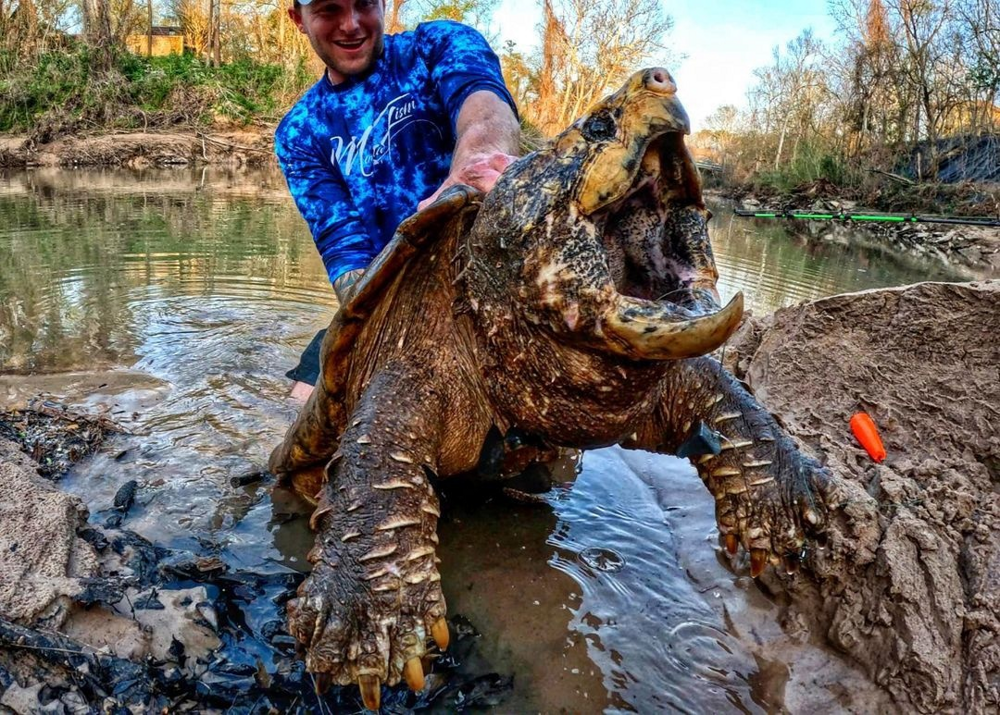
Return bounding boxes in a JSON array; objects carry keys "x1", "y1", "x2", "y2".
[{"x1": 850, "y1": 412, "x2": 886, "y2": 463}]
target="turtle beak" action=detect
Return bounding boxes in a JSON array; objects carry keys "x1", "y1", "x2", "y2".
[{"x1": 603, "y1": 291, "x2": 743, "y2": 360}]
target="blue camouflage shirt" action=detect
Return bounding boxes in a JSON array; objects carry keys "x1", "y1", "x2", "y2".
[{"x1": 275, "y1": 21, "x2": 517, "y2": 286}]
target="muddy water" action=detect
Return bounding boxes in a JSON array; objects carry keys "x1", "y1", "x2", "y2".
[{"x1": 0, "y1": 168, "x2": 978, "y2": 713}]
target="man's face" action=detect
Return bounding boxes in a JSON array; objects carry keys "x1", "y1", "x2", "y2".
[{"x1": 290, "y1": 0, "x2": 385, "y2": 84}]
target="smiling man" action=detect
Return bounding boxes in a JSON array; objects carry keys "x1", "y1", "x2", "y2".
[{"x1": 276, "y1": 0, "x2": 520, "y2": 400}]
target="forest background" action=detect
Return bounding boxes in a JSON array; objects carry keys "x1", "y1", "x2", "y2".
[{"x1": 0, "y1": 0, "x2": 998, "y2": 197}]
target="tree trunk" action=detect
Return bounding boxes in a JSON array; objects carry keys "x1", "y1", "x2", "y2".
[
  {"x1": 213, "y1": 0, "x2": 221, "y2": 65},
  {"x1": 147, "y1": 0, "x2": 153, "y2": 56},
  {"x1": 387, "y1": 0, "x2": 405, "y2": 33},
  {"x1": 82, "y1": 0, "x2": 114, "y2": 70},
  {"x1": 774, "y1": 109, "x2": 790, "y2": 170},
  {"x1": 206, "y1": 0, "x2": 215, "y2": 65}
]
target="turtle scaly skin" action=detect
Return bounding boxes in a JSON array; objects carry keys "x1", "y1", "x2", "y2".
[{"x1": 269, "y1": 68, "x2": 837, "y2": 709}]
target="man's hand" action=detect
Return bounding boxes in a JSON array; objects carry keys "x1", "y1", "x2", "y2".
[
  {"x1": 417, "y1": 90, "x2": 520, "y2": 212},
  {"x1": 417, "y1": 152, "x2": 517, "y2": 211}
]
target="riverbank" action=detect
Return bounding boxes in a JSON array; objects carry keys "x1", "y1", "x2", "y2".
[
  {"x1": 0, "y1": 130, "x2": 276, "y2": 169},
  {"x1": 2, "y1": 129, "x2": 997, "y2": 273},
  {"x1": 716, "y1": 181, "x2": 1000, "y2": 272}
]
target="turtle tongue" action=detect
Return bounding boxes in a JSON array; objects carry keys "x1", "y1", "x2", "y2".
[{"x1": 603, "y1": 290, "x2": 743, "y2": 360}]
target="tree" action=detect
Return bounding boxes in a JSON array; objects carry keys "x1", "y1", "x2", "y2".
[
  {"x1": 957, "y1": 0, "x2": 1000, "y2": 131},
  {"x1": 529, "y1": 0, "x2": 672, "y2": 135}
]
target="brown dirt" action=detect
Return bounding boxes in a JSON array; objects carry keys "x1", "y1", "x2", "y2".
[
  {"x1": 0, "y1": 129, "x2": 275, "y2": 169},
  {"x1": 0, "y1": 402, "x2": 125, "y2": 627},
  {"x1": 723, "y1": 280, "x2": 1000, "y2": 712}
]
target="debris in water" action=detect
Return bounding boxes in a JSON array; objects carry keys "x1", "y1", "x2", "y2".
[{"x1": 0, "y1": 400, "x2": 127, "y2": 479}]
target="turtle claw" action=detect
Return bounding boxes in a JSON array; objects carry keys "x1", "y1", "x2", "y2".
[
  {"x1": 749, "y1": 549, "x2": 768, "y2": 578},
  {"x1": 431, "y1": 617, "x2": 450, "y2": 650},
  {"x1": 724, "y1": 533, "x2": 739, "y2": 556},
  {"x1": 782, "y1": 552, "x2": 801, "y2": 575},
  {"x1": 314, "y1": 672, "x2": 333, "y2": 695},
  {"x1": 358, "y1": 673, "x2": 381, "y2": 711},
  {"x1": 404, "y1": 657, "x2": 425, "y2": 692}
]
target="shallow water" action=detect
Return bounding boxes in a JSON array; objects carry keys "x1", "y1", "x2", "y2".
[{"x1": 0, "y1": 167, "x2": 979, "y2": 712}]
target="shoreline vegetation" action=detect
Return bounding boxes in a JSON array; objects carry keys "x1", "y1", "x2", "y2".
[{"x1": 1, "y1": 0, "x2": 998, "y2": 269}]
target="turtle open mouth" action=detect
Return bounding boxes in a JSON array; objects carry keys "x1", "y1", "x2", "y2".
[{"x1": 595, "y1": 131, "x2": 743, "y2": 359}]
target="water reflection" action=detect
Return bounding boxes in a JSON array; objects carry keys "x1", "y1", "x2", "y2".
[
  {"x1": 0, "y1": 167, "x2": 962, "y2": 712},
  {"x1": 707, "y1": 200, "x2": 975, "y2": 316},
  {"x1": 0, "y1": 168, "x2": 332, "y2": 373}
]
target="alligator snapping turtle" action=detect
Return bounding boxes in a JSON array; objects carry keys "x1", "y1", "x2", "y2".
[{"x1": 269, "y1": 68, "x2": 837, "y2": 709}]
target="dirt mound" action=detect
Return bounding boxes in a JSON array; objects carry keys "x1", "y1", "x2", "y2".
[
  {"x1": 0, "y1": 438, "x2": 97, "y2": 627},
  {"x1": 725, "y1": 281, "x2": 1000, "y2": 712},
  {"x1": 0, "y1": 130, "x2": 275, "y2": 169}
]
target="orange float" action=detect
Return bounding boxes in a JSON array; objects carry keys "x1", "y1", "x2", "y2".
[{"x1": 850, "y1": 412, "x2": 886, "y2": 463}]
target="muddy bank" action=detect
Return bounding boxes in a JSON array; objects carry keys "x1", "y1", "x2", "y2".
[
  {"x1": 0, "y1": 405, "x2": 516, "y2": 713},
  {"x1": 720, "y1": 183, "x2": 1000, "y2": 272},
  {"x1": 2, "y1": 281, "x2": 998, "y2": 712},
  {"x1": 0, "y1": 130, "x2": 275, "y2": 169},
  {"x1": 724, "y1": 280, "x2": 1000, "y2": 712}
]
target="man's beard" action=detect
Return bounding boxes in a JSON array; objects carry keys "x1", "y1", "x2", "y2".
[{"x1": 315, "y1": 35, "x2": 384, "y2": 81}]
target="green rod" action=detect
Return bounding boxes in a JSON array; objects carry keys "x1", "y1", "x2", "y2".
[{"x1": 733, "y1": 208, "x2": 999, "y2": 227}]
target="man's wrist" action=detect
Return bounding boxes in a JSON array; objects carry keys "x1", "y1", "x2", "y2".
[{"x1": 333, "y1": 269, "x2": 365, "y2": 303}]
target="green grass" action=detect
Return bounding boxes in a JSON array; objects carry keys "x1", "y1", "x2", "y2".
[
  {"x1": 0, "y1": 42, "x2": 311, "y2": 134},
  {"x1": 752, "y1": 144, "x2": 859, "y2": 192}
]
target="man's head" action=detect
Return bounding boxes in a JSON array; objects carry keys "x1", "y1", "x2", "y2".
[{"x1": 290, "y1": 0, "x2": 385, "y2": 84}]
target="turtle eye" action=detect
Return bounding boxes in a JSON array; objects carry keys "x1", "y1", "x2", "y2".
[{"x1": 582, "y1": 111, "x2": 617, "y2": 142}]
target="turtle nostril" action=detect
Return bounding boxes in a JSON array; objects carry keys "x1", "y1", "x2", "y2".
[{"x1": 648, "y1": 68, "x2": 677, "y2": 95}]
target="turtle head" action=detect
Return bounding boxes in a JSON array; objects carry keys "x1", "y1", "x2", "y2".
[{"x1": 468, "y1": 67, "x2": 742, "y2": 361}]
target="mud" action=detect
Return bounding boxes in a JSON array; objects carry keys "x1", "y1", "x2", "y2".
[
  {"x1": 0, "y1": 401, "x2": 125, "y2": 479},
  {"x1": 0, "y1": 131, "x2": 275, "y2": 170},
  {"x1": 0, "y1": 407, "x2": 516, "y2": 712},
  {"x1": 0, "y1": 437, "x2": 97, "y2": 627},
  {"x1": 724, "y1": 280, "x2": 1000, "y2": 712}
]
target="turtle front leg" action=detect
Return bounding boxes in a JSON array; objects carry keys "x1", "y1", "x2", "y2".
[
  {"x1": 287, "y1": 367, "x2": 448, "y2": 710},
  {"x1": 627, "y1": 357, "x2": 838, "y2": 576}
]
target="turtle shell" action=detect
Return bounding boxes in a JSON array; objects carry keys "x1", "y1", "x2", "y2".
[{"x1": 268, "y1": 184, "x2": 483, "y2": 480}]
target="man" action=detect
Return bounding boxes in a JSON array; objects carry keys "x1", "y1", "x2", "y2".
[{"x1": 275, "y1": 0, "x2": 520, "y2": 400}]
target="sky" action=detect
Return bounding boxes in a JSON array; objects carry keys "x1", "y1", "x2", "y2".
[{"x1": 491, "y1": 0, "x2": 840, "y2": 129}]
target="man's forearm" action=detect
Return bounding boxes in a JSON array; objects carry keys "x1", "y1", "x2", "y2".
[
  {"x1": 452, "y1": 90, "x2": 520, "y2": 167},
  {"x1": 416, "y1": 91, "x2": 520, "y2": 211}
]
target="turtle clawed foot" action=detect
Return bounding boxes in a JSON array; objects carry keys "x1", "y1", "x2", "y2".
[
  {"x1": 715, "y1": 455, "x2": 837, "y2": 580},
  {"x1": 288, "y1": 559, "x2": 449, "y2": 710},
  {"x1": 288, "y1": 561, "x2": 450, "y2": 712}
]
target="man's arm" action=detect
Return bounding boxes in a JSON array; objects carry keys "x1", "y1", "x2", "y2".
[
  {"x1": 417, "y1": 90, "x2": 520, "y2": 210},
  {"x1": 275, "y1": 116, "x2": 374, "y2": 289}
]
